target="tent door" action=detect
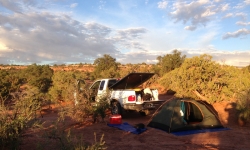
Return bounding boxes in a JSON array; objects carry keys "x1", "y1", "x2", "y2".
[{"x1": 183, "y1": 102, "x2": 203, "y2": 124}]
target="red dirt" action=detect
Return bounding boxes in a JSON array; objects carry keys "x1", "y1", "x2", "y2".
[{"x1": 20, "y1": 94, "x2": 250, "y2": 150}]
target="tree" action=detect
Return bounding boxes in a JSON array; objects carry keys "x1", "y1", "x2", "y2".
[
  {"x1": 156, "y1": 50, "x2": 186, "y2": 77},
  {"x1": 0, "y1": 69, "x2": 23, "y2": 101},
  {"x1": 49, "y1": 70, "x2": 87, "y2": 102},
  {"x1": 92, "y1": 54, "x2": 120, "y2": 78},
  {"x1": 22, "y1": 64, "x2": 53, "y2": 93},
  {"x1": 0, "y1": 86, "x2": 42, "y2": 148},
  {"x1": 0, "y1": 70, "x2": 11, "y2": 101},
  {"x1": 242, "y1": 64, "x2": 250, "y2": 73},
  {"x1": 159, "y1": 54, "x2": 250, "y2": 104}
]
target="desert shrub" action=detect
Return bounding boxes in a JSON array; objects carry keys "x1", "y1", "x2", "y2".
[
  {"x1": 58, "y1": 100, "x2": 94, "y2": 123},
  {"x1": 80, "y1": 133, "x2": 106, "y2": 150},
  {"x1": 56, "y1": 79, "x2": 93, "y2": 122},
  {"x1": 0, "y1": 69, "x2": 23, "y2": 102},
  {"x1": 0, "y1": 70, "x2": 11, "y2": 100},
  {"x1": 119, "y1": 63, "x2": 138, "y2": 77},
  {"x1": 242, "y1": 64, "x2": 250, "y2": 73},
  {"x1": 236, "y1": 89, "x2": 250, "y2": 122},
  {"x1": 92, "y1": 92, "x2": 110, "y2": 123},
  {"x1": 21, "y1": 64, "x2": 53, "y2": 93},
  {"x1": 38, "y1": 121, "x2": 107, "y2": 150},
  {"x1": 57, "y1": 84, "x2": 110, "y2": 124},
  {"x1": 0, "y1": 86, "x2": 42, "y2": 149},
  {"x1": 159, "y1": 54, "x2": 250, "y2": 104},
  {"x1": 50, "y1": 70, "x2": 111, "y2": 124},
  {"x1": 49, "y1": 71, "x2": 87, "y2": 103}
]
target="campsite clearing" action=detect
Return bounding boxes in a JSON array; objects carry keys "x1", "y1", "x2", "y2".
[{"x1": 20, "y1": 95, "x2": 250, "y2": 150}]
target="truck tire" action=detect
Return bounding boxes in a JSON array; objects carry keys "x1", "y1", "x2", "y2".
[{"x1": 111, "y1": 101, "x2": 122, "y2": 115}]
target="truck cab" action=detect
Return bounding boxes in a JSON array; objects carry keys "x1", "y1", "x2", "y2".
[{"x1": 89, "y1": 78, "x2": 119, "y2": 101}]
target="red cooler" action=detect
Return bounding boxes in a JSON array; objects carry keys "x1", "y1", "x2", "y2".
[{"x1": 109, "y1": 115, "x2": 122, "y2": 124}]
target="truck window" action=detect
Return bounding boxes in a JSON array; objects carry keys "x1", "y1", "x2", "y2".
[
  {"x1": 108, "y1": 79, "x2": 118, "y2": 87},
  {"x1": 99, "y1": 81, "x2": 105, "y2": 90},
  {"x1": 90, "y1": 81, "x2": 101, "y2": 90},
  {"x1": 89, "y1": 81, "x2": 101, "y2": 102}
]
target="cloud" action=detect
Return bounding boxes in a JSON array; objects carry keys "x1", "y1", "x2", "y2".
[
  {"x1": 220, "y1": 3, "x2": 229, "y2": 11},
  {"x1": 223, "y1": 13, "x2": 248, "y2": 21},
  {"x1": 235, "y1": 12, "x2": 247, "y2": 21},
  {"x1": 223, "y1": 13, "x2": 233, "y2": 18},
  {"x1": 84, "y1": 22, "x2": 112, "y2": 37},
  {"x1": 157, "y1": 0, "x2": 168, "y2": 9},
  {"x1": 177, "y1": 49, "x2": 250, "y2": 67},
  {"x1": 0, "y1": 0, "x2": 250, "y2": 67},
  {"x1": 113, "y1": 28, "x2": 147, "y2": 51},
  {"x1": 244, "y1": 0, "x2": 250, "y2": 5},
  {"x1": 0, "y1": 42, "x2": 9, "y2": 51},
  {"x1": 236, "y1": 21, "x2": 250, "y2": 26},
  {"x1": 0, "y1": 0, "x2": 24, "y2": 13},
  {"x1": 184, "y1": 25, "x2": 197, "y2": 31},
  {"x1": 70, "y1": 3, "x2": 78, "y2": 8},
  {"x1": 99, "y1": 0, "x2": 106, "y2": 10},
  {"x1": 116, "y1": 49, "x2": 160, "y2": 64},
  {"x1": 212, "y1": 51, "x2": 250, "y2": 67},
  {"x1": 222, "y1": 28, "x2": 250, "y2": 39},
  {"x1": 168, "y1": 1, "x2": 237, "y2": 30},
  {"x1": 115, "y1": 28, "x2": 147, "y2": 40},
  {"x1": 169, "y1": 1, "x2": 217, "y2": 30},
  {"x1": 0, "y1": 2, "x2": 149, "y2": 65},
  {"x1": 0, "y1": 12, "x2": 124, "y2": 64},
  {"x1": 0, "y1": 0, "x2": 41, "y2": 13}
]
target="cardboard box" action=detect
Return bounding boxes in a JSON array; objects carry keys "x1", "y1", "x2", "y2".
[{"x1": 109, "y1": 115, "x2": 122, "y2": 124}]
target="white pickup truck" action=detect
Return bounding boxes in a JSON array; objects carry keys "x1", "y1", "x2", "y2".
[{"x1": 88, "y1": 73, "x2": 164, "y2": 116}]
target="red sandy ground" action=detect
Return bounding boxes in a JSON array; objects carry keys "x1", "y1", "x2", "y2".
[{"x1": 20, "y1": 94, "x2": 250, "y2": 150}]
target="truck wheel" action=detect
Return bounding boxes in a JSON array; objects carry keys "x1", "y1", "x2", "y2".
[
  {"x1": 111, "y1": 101, "x2": 122, "y2": 115},
  {"x1": 139, "y1": 110, "x2": 150, "y2": 116}
]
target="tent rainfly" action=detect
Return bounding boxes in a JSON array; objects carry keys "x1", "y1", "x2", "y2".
[{"x1": 147, "y1": 98, "x2": 223, "y2": 133}]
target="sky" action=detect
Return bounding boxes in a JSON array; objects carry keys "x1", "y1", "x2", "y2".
[{"x1": 0, "y1": 0, "x2": 250, "y2": 67}]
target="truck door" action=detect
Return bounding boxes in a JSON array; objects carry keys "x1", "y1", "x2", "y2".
[
  {"x1": 89, "y1": 80, "x2": 101, "y2": 101},
  {"x1": 89, "y1": 79, "x2": 118, "y2": 102},
  {"x1": 96, "y1": 80, "x2": 106, "y2": 101}
]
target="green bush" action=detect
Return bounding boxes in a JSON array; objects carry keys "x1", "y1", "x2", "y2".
[
  {"x1": 22, "y1": 64, "x2": 53, "y2": 93},
  {"x1": 57, "y1": 84, "x2": 110, "y2": 124},
  {"x1": 57, "y1": 82, "x2": 94, "y2": 123},
  {"x1": 49, "y1": 70, "x2": 88, "y2": 103},
  {"x1": 236, "y1": 89, "x2": 250, "y2": 122},
  {"x1": 159, "y1": 54, "x2": 250, "y2": 104},
  {"x1": 0, "y1": 86, "x2": 41, "y2": 149},
  {"x1": 92, "y1": 92, "x2": 110, "y2": 123},
  {"x1": 0, "y1": 69, "x2": 23, "y2": 101}
]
